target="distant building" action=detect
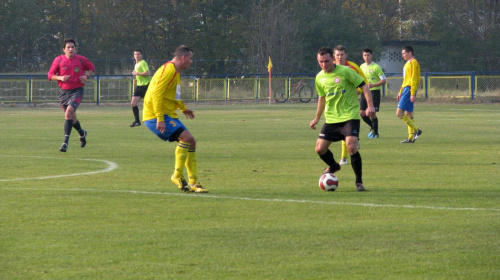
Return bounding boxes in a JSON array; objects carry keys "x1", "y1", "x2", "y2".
[{"x1": 378, "y1": 40, "x2": 438, "y2": 73}]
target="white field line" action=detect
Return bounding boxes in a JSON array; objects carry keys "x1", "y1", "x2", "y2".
[
  {"x1": 1, "y1": 156, "x2": 498, "y2": 212},
  {"x1": 0, "y1": 156, "x2": 118, "y2": 182},
  {"x1": 1, "y1": 187, "x2": 499, "y2": 212}
]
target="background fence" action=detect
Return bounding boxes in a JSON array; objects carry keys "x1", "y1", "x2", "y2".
[{"x1": 0, "y1": 72, "x2": 499, "y2": 104}]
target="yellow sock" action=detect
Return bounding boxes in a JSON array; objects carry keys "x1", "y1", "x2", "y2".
[
  {"x1": 186, "y1": 148, "x2": 198, "y2": 185},
  {"x1": 407, "y1": 125, "x2": 414, "y2": 140},
  {"x1": 173, "y1": 141, "x2": 190, "y2": 178},
  {"x1": 341, "y1": 140, "x2": 348, "y2": 159}
]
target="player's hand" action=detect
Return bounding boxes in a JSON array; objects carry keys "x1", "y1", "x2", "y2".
[
  {"x1": 183, "y1": 109, "x2": 195, "y2": 119},
  {"x1": 310, "y1": 118, "x2": 319, "y2": 130},
  {"x1": 397, "y1": 93, "x2": 402, "y2": 101},
  {"x1": 157, "y1": 121, "x2": 166, "y2": 133},
  {"x1": 410, "y1": 95, "x2": 416, "y2": 103},
  {"x1": 61, "y1": 75, "x2": 71, "y2": 82},
  {"x1": 79, "y1": 75, "x2": 87, "y2": 83},
  {"x1": 366, "y1": 106, "x2": 376, "y2": 118},
  {"x1": 132, "y1": 70, "x2": 137, "y2": 76}
]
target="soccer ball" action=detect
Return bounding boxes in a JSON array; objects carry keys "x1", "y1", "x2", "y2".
[{"x1": 319, "y1": 173, "x2": 338, "y2": 191}]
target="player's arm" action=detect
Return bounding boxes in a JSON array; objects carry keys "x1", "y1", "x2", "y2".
[
  {"x1": 370, "y1": 67, "x2": 386, "y2": 88},
  {"x1": 310, "y1": 96, "x2": 325, "y2": 130},
  {"x1": 410, "y1": 60, "x2": 420, "y2": 96},
  {"x1": 359, "y1": 81, "x2": 375, "y2": 117}
]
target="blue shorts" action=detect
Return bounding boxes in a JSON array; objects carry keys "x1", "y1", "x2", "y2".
[
  {"x1": 398, "y1": 86, "x2": 414, "y2": 112},
  {"x1": 144, "y1": 116, "x2": 187, "y2": 142}
]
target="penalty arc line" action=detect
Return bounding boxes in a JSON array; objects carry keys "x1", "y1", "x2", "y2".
[{"x1": 0, "y1": 157, "x2": 118, "y2": 182}]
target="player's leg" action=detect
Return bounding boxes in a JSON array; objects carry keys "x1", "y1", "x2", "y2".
[
  {"x1": 371, "y1": 90, "x2": 381, "y2": 137},
  {"x1": 359, "y1": 94, "x2": 374, "y2": 137},
  {"x1": 397, "y1": 87, "x2": 419, "y2": 142},
  {"x1": 130, "y1": 95, "x2": 141, "y2": 127},
  {"x1": 316, "y1": 123, "x2": 342, "y2": 174},
  {"x1": 340, "y1": 140, "x2": 348, "y2": 165},
  {"x1": 344, "y1": 119, "x2": 365, "y2": 191}
]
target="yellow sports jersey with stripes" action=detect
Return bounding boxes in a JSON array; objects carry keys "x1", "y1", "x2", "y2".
[
  {"x1": 399, "y1": 58, "x2": 421, "y2": 96},
  {"x1": 143, "y1": 62, "x2": 187, "y2": 122},
  {"x1": 342, "y1": 61, "x2": 368, "y2": 94}
]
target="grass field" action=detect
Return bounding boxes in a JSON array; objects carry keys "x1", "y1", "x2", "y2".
[{"x1": 1, "y1": 102, "x2": 499, "y2": 279}]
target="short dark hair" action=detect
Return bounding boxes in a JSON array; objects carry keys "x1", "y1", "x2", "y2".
[
  {"x1": 334, "y1": 45, "x2": 347, "y2": 53},
  {"x1": 402, "y1": 45, "x2": 414, "y2": 54},
  {"x1": 174, "y1": 45, "x2": 193, "y2": 58},
  {"x1": 63, "y1": 38, "x2": 76, "y2": 48},
  {"x1": 317, "y1": 47, "x2": 333, "y2": 57},
  {"x1": 134, "y1": 49, "x2": 142, "y2": 54},
  {"x1": 363, "y1": 48, "x2": 373, "y2": 54}
]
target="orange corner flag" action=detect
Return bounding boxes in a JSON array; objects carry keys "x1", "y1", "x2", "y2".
[{"x1": 267, "y1": 57, "x2": 273, "y2": 73}]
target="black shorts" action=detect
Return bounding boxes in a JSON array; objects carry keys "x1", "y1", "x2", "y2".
[
  {"x1": 360, "y1": 89, "x2": 381, "y2": 112},
  {"x1": 59, "y1": 87, "x2": 84, "y2": 110},
  {"x1": 133, "y1": 84, "x2": 149, "y2": 98},
  {"x1": 318, "y1": 119, "x2": 360, "y2": 142}
]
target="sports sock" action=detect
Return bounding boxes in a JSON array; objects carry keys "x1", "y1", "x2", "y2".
[
  {"x1": 341, "y1": 140, "x2": 348, "y2": 160},
  {"x1": 186, "y1": 148, "x2": 198, "y2": 185},
  {"x1": 132, "y1": 106, "x2": 140, "y2": 122},
  {"x1": 362, "y1": 116, "x2": 373, "y2": 129},
  {"x1": 64, "y1": 119, "x2": 73, "y2": 144},
  {"x1": 173, "y1": 141, "x2": 190, "y2": 179},
  {"x1": 319, "y1": 149, "x2": 340, "y2": 172},
  {"x1": 72, "y1": 120, "x2": 84, "y2": 136},
  {"x1": 372, "y1": 117, "x2": 379, "y2": 135},
  {"x1": 350, "y1": 151, "x2": 362, "y2": 184}
]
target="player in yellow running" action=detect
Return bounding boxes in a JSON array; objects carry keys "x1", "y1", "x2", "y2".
[
  {"x1": 397, "y1": 45, "x2": 422, "y2": 143},
  {"x1": 333, "y1": 45, "x2": 369, "y2": 166},
  {"x1": 142, "y1": 45, "x2": 208, "y2": 193},
  {"x1": 360, "y1": 48, "x2": 386, "y2": 139}
]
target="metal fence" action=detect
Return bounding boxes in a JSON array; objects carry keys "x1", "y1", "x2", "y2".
[{"x1": 0, "y1": 72, "x2": 499, "y2": 104}]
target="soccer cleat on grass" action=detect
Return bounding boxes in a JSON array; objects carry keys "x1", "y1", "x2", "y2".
[
  {"x1": 400, "y1": 138, "x2": 415, "y2": 143},
  {"x1": 369, "y1": 133, "x2": 379, "y2": 139},
  {"x1": 187, "y1": 183, "x2": 209, "y2": 193},
  {"x1": 368, "y1": 129, "x2": 374, "y2": 138},
  {"x1": 130, "y1": 121, "x2": 141, "y2": 127},
  {"x1": 355, "y1": 183, "x2": 366, "y2": 192},
  {"x1": 59, "y1": 143, "x2": 68, "y2": 152},
  {"x1": 323, "y1": 162, "x2": 341, "y2": 174},
  {"x1": 171, "y1": 176, "x2": 190, "y2": 192},
  {"x1": 413, "y1": 129, "x2": 422, "y2": 140},
  {"x1": 80, "y1": 129, "x2": 87, "y2": 148},
  {"x1": 339, "y1": 158, "x2": 348, "y2": 165}
]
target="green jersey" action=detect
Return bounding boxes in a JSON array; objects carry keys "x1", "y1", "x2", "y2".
[
  {"x1": 134, "y1": 60, "x2": 151, "y2": 86},
  {"x1": 315, "y1": 64, "x2": 363, "y2": 124},
  {"x1": 360, "y1": 62, "x2": 386, "y2": 91}
]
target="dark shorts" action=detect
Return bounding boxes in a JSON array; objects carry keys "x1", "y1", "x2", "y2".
[
  {"x1": 318, "y1": 119, "x2": 360, "y2": 142},
  {"x1": 59, "y1": 87, "x2": 84, "y2": 111},
  {"x1": 133, "y1": 84, "x2": 149, "y2": 98},
  {"x1": 360, "y1": 89, "x2": 381, "y2": 112}
]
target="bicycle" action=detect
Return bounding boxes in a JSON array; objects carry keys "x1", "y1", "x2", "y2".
[{"x1": 274, "y1": 79, "x2": 314, "y2": 103}]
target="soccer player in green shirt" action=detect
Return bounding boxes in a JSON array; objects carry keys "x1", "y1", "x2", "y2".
[
  {"x1": 130, "y1": 49, "x2": 151, "y2": 127},
  {"x1": 360, "y1": 48, "x2": 386, "y2": 139},
  {"x1": 310, "y1": 47, "x2": 375, "y2": 191}
]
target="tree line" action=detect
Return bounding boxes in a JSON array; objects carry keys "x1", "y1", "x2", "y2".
[{"x1": 1, "y1": 0, "x2": 499, "y2": 75}]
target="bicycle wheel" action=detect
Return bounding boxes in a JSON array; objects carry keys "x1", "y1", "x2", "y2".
[
  {"x1": 273, "y1": 85, "x2": 287, "y2": 103},
  {"x1": 298, "y1": 82, "x2": 313, "y2": 103}
]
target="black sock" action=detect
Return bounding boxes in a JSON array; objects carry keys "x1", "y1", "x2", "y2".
[
  {"x1": 132, "y1": 106, "x2": 140, "y2": 122},
  {"x1": 319, "y1": 150, "x2": 340, "y2": 172},
  {"x1": 372, "y1": 117, "x2": 379, "y2": 134},
  {"x1": 362, "y1": 116, "x2": 373, "y2": 129},
  {"x1": 350, "y1": 151, "x2": 362, "y2": 184},
  {"x1": 72, "y1": 120, "x2": 84, "y2": 136},
  {"x1": 64, "y1": 119, "x2": 73, "y2": 144}
]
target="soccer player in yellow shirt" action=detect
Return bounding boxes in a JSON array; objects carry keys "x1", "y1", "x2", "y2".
[
  {"x1": 333, "y1": 45, "x2": 369, "y2": 166},
  {"x1": 397, "y1": 46, "x2": 422, "y2": 143},
  {"x1": 142, "y1": 45, "x2": 208, "y2": 193}
]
